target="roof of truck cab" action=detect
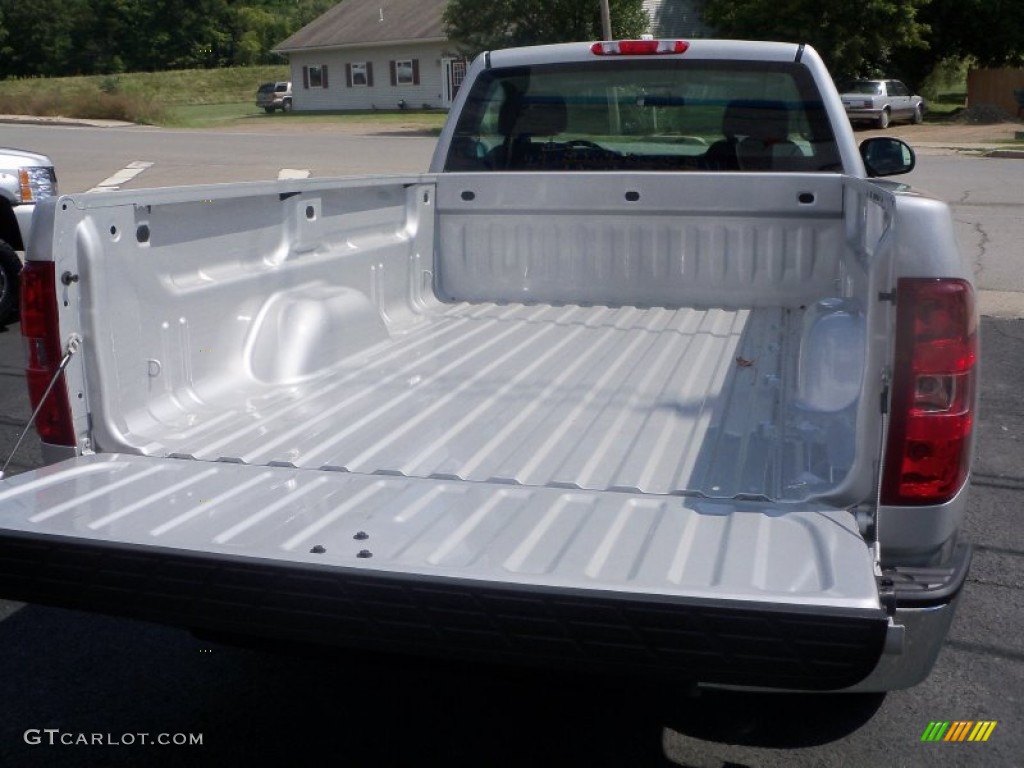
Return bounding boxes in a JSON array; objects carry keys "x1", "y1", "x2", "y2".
[{"x1": 484, "y1": 39, "x2": 807, "y2": 68}]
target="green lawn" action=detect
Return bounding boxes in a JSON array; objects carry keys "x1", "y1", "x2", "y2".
[
  {"x1": 165, "y1": 102, "x2": 258, "y2": 127},
  {"x1": 0, "y1": 66, "x2": 289, "y2": 105},
  {"x1": 924, "y1": 91, "x2": 967, "y2": 121},
  {"x1": 0, "y1": 67, "x2": 451, "y2": 130},
  {"x1": 165, "y1": 102, "x2": 448, "y2": 131}
]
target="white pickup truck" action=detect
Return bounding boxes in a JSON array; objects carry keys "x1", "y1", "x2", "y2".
[
  {"x1": 0, "y1": 147, "x2": 59, "y2": 324},
  {"x1": 0, "y1": 40, "x2": 976, "y2": 692}
]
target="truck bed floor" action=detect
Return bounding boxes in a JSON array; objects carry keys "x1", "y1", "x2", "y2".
[{"x1": 127, "y1": 301, "x2": 805, "y2": 500}]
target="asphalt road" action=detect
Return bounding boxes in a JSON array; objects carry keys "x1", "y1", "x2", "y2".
[
  {"x1": 0, "y1": 122, "x2": 438, "y2": 193},
  {"x1": 0, "y1": 124, "x2": 1021, "y2": 766},
  {"x1": 2, "y1": 120, "x2": 1022, "y2": 314},
  {"x1": 907, "y1": 151, "x2": 1024, "y2": 315}
]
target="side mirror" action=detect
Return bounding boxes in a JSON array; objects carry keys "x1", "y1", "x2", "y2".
[{"x1": 860, "y1": 137, "x2": 916, "y2": 177}]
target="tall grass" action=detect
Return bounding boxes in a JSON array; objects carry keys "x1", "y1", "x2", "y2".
[
  {"x1": 0, "y1": 86, "x2": 169, "y2": 124},
  {"x1": 0, "y1": 65, "x2": 289, "y2": 124}
]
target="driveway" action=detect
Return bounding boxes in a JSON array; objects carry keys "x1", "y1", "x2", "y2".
[{"x1": 855, "y1": 119, "x2": 1022, "y2": 150}]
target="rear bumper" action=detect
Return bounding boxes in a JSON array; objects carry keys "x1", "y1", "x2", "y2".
[
  {"x1": 0, "y1": 531, "x2": 891, "y2": 691},
  {"x1": 0, "y1": 455, "x2": 965, "y2": 692},
  {"x1": 846, "y1": 540, "x2": 972, "y2": 692},
  {"x1": 844, "y1": 596, "x2": 962, "y2": 692},
  {"x1": 844, "y1": 108, "x2": 884, "y2": 121}
]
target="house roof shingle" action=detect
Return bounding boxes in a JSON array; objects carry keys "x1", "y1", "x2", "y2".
[{"x1": 275, "y1": 0, "x2": 448, "y2": 53}]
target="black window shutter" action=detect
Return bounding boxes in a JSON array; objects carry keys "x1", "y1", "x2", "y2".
[
  {"x1": 322, "y1": 65, "x2": 329, "y2": 88},
  {"x1": 389, "y1": 60, "x2": 397, "y2": 86},
  {"x1": 302, "y1": 66, "x2": 309, "y2": 89},
  {"x1": 412, "y1": 59, "x2": 420, "y2": 86},
  {"x1": 346, "y1": 63, "x2": 352, "y2": 87},
  {"x1": 367, "y1": 61, "x2": 374, "y2": 87}
]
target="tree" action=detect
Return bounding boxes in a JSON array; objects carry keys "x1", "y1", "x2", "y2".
[
  {"x1": 77, "y1": 0, "x2": 155, "y2": 74},
  {"x1": 0, "y1": 0, "x2": 94, "y2": 76},
  {"x1": 0, "y1": 0, "x2": 338, "y2": 78},
  {"x1": 702, "y1": 0, "x2": 931, "y2": 79},
  {"x1": 891, "y1": 0, "x2": 1024, "y2": 89},
  {"x1": 924, "y1": 0, "x2": 1024, "y2": 66},
  {"x1": 443, "y1": 0, "x2": 649, "y2": 56}
]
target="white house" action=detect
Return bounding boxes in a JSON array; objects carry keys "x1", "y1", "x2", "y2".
[
  {"x1": 274, "y1": 0, "x2": 711, "y2": 112},
  {"x1": 273, "y1": 0, "x2": 466, "y2": 111},
  {"x1": 643, "y1": 0, "x2": 713, "y2": 38}
]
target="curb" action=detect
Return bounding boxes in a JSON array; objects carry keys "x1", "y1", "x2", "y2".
[
  {"x1": 984, "y1": 148, "x2": 1024, "y2": 159},
  {"x1": 909, "y1": 142, "x2": 1012, "y2": 155},
  {"x1": 0, "y1": 114, "x2": 136, "y2": 129}
]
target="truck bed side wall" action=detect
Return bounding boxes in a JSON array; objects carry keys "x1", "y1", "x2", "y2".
[{"x1": 50, "y1": 178, "x2": 438, "y2": 449}]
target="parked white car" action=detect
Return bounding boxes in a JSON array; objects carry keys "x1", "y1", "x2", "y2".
[{"x1": 839, "y1": 79, "x2": 925, "y2": 129}]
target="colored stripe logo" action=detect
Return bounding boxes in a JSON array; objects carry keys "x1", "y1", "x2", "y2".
[{"x1": 921, "y1": 721, "x2": 997, "y2": 742}]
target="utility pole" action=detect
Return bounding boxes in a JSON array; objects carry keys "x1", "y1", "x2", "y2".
[
  {"x1": 600, "y1": 0, "x2": 612, "y2": 39},
  {"x1": 600, "y1": 0, "x2": 620, "y2": 134}
]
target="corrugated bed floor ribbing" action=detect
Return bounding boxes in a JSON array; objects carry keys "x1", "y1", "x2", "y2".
[{"x1": 133, "y1": 302, "x2": 798, "y2": 498}]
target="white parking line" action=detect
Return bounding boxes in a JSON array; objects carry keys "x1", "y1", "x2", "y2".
[
  {"x1": 88, "y1": 161, "x2": 153, "y2": 192},
  {"x1": 278, "y1": 168, "x2": 312, "y2": 180}
]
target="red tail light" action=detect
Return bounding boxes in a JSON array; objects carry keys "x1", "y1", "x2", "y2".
[
  {"x1": 590, "y1": 40, "x2": 689, "y2": 56},
  {"x1": 881, "y1": 278, "x2": 977, "y2": 505},
  {"x1": 20, "y1": 261, "x2": 76, "y2": 446}
]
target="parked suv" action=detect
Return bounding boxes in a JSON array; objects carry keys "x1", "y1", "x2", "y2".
[
  {"x1": 256, "y1": 81, "x2": 293, "y2": 113},
  {"x1": 0, "y1": 148, "x2": 58, "y2": 324},
  {"x1": 838, "y1": 79, "x2": 925, "y2": 129}
]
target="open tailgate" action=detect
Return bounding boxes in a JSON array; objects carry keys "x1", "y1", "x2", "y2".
[{"x1": 0, "y1": 454, "x2": 888, "y2": 689}]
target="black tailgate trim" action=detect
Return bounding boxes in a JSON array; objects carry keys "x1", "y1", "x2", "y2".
[{"x1": 0, "y1": 532, "x2": 888, "y2": 690}]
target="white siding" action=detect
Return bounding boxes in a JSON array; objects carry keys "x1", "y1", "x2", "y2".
[
  {"x1": 642, "y1": 0, "x2": 713, "y2": 37},
  {"x1": 289, "y1": 43, "x2": 450, "y2": 111}
]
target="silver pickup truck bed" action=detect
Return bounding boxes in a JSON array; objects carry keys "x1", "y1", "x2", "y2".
[{"x1": 0, "y1": 171, "x2": 898, "y2": 689}]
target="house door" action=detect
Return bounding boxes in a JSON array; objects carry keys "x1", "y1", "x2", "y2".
[{"x1": 442, "y1": 58, "x2": 468, "y2": 107}]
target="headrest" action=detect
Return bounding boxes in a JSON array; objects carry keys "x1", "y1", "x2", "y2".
[
  {"x1": 722, "y1": 100, "x2": 790, "y2": 141},
  {"x1": 500, "y1": 94, "x2": 568, "y2": 137}
]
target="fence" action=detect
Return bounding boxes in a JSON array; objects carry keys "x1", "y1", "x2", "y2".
[{"x1": 967, "y1": 68, "x2": 1024, "y2": 117}]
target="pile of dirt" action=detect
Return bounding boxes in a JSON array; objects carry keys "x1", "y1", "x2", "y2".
[{"x1": 954, "y1": 104, "x2": 1016, "y2": 125}]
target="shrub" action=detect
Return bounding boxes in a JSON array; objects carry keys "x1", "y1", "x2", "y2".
[
  {"x1": 0, "y1": 65, "x2": 290, "y2": 125},
  {"x1": 74, "y1": 90, "x2": 167, "y2": 123},
  {"x1": 0, "y1": 82, "x2": 166, "y2": 124}
]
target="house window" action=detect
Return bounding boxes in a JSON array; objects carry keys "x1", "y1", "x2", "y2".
[
  {"x1": 346, "y1": 62, "x2": 373, "y2": 87},
  {"x1": 390, "y1": 59, "x2": 420, "y2": 86},
  {"x1": 396, "y1": 60, "x2": 414, "y2": 85},
  {"x1": 303, "y1": 64, "x2": 329, "y2": 89}
]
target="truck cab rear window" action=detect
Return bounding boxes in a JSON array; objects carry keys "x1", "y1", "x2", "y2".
[{"x1": 444, "y1": 60, "x2": 840, "y2": 172}]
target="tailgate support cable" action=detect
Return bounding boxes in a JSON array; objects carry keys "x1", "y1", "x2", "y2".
[{"x1": 0, "y1": 334, "x2": 82, "y2": 480}]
